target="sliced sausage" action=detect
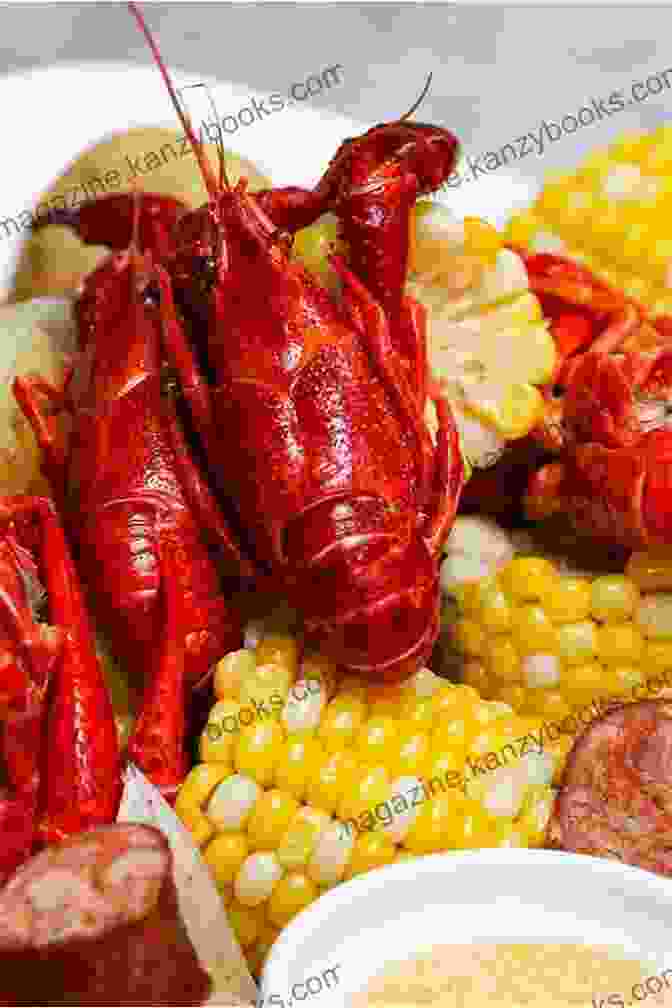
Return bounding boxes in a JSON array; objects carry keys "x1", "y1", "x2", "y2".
[
  {"x1": 0, "y1": 822, "x2": 211, "y2": 1006},
  {"x1": 548, "y1": 699, "x2": 672, "y2": 876}
]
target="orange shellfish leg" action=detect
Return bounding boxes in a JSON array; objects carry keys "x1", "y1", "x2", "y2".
[
  {"x1": 127, "y1": 535, "x2": 190, "y2": 804},
  {"x1": 155, "y1": 266, "x2": 255, "y2": 578}
]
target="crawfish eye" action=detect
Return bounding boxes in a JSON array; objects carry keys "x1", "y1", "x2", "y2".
[{"x1": 551, "y1": 383, "x2": 565, "y2": 399}]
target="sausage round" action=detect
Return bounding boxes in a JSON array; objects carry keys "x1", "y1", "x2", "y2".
[
  {"x1": 0, "y1": 822, "x2": 211, "y2": 1005},
  {"x1": 547, "y1": 699, "x2": 672, "y2": 876}
]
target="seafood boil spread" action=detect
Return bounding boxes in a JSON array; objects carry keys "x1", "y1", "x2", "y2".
[{"x1": 3, "y1": 3, "x2": 672, "y2": 1004}]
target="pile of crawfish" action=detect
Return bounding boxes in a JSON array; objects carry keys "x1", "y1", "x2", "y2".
[{"x1": 3, "y1": 3, "x2": 672, "y2": 883}]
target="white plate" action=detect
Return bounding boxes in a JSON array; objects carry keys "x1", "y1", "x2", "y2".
[
  {"x1": 261, "y1": 849, "x2": 672, "y2": 1007},
  {"x1": 0, "y1": 62, "x2": 535, "y2": 302}
]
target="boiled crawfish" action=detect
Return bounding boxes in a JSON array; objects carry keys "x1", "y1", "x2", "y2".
[
  {"x1": 30, "y1": 4, "x2": 464, "y2": 685},
  {"x1": 0, "y1": 496, "x2": 121, "y2": 881},
  {"x1": 14, "y1": 235, "x2": 242, "y2": 799}
]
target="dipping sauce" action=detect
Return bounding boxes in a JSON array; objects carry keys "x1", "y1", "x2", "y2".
[{"x1": 352, "y1": 944, "x2": 671, "y2": 1007}]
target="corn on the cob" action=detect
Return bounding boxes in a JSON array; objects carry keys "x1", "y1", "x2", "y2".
[
  {"x1": 176, "y1": 625, "x2": 558, "y2": 974},
  {"x1": 442, "y1": 521, "x2": 672, "y2": 724},
  {"x1": 406, "y1": 203, "x2": 555, "y2": 469},
  {"x1": 503, "y1": 125, "x2": 672, "y2": 315}
]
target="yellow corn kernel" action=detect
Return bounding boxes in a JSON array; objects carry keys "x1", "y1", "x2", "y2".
[
  {"x1": 491, "y1": 683, "x2": 527, "y2": 711},
  {"x1": 590, "y1": 576, "x2": 639, "y2": 623},
  {"x1": 214, "y1": 650, "x2": 256, "y2": 699},
  {"x1": 347, "y1": 832, "x2": 396, "y2": 879},
  {"x1": 453, "y1": 618, "x2": 486, "y2": 656},
  {"x1": 558, "y1": 620, "x2": 598, "y2": 664},
  {"x1": 339, "y1": 766, "x2": 390, "y2": 823},
  {"x1": 174, "y1": 803, "x2": 214, "y2": 848},
  {"x1": 274, "y1": 736, "x2": 323, "y2": 801},
  {"x1": 239, "y1": 662, "x2": 291, "y2": 711},
  {"x1": 434, "y1": 683, "x2": 481, "y2": 716},
  {"x1": 368, "y1": 683, "x2": 407, "y2": 720},
  {"x1": 356, "y1": 716, "x2": 400, "y2": 764},
  {"x1": 318, "y1": 694, "x2": 367, "y2": 753},
  {"x1": 476, "y1": 583, "x2": 512, "y2": 634},
  {"x1": 643, "y1": 640, "x2": 672, "y2": 674},
  {"x1": 394, "y1": 727, "x2": 431, "y2": 777},
  {"x1": 176, "y1": 762, "x2": 231, "y2": 811},
  {"x1": 256, "y1": 633, "x2": 299, "y2": 682},
  {"x1": 199, "y1": 716, "x2": 236, "y2": 766},
  {"x1": 501, "y1": 557, "x2": 556, "y2": 603},
  {"x1": 306, "y1": 749, "x2": 359, "y2": 815},
  {"x1": 227, "y1": 901, "x2": 263, "y2": 948},
  {"x1": 203, "y1": 832, "x2": 248, "y2": 886},
  {"x1": 561, "y1": 661, "x2": 608, "y2": 705},
  {"x1": 277, "y1": 809, "x2": 329, "y2": 870},
  {"x1": 543, "y1": 577, "x2": 592, "y2": 623},
  {"x1": 426, "y1": 749, "x2": 466, "y2": 785},
  {"x1": 505, "y1": 211, "x2": 543, "y2": 246},
  {"x1": 511, "y1": 604, "x2": 557, "y2": 654},
  {"x1": 246, "y1": 790, "x2": 300, "y2": 851},
  {"x1": 463, "y1": 216, "x2": 503, "y2": 265},
  {"x1": 206, "y1": 699, "x2": 245, "y2": 738},
  {"x1": 400, "y1": 695, "x2": 434, "y2": 726},
  {"x1": 267, "y1": 872, "x2": 319, "y2": 929},
  {"x1": 404, "y1": 792, "x2": 467, "y2": 855},
  {"x1": 234, "y1": 720, "x2": 284, "y2": 787},
  {"x1": 484, "y1": 635, "x2": 521, "y2": 684},
  {"x1": 596, "y1": 623, "x2": 643, "y2": 664},
  {"x1": 527, "y1": 689, "x2": 572, "y2": 721},
  {"x1": 627, "y1": 548, "x2": 672, "y2": 590}
]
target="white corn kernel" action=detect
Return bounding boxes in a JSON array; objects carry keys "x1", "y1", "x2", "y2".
[
  {"x1": 282, "y1": 678, "x2": 325, "y2": 734},
  {"x1": 384, "y1": 776, "x2": 422, "y2": 843},
  {"x1": 482, "y1": 767, "x2": 526, "y2": 819},
  {"x1": 307, "y1": 822, "x2": 354, "y2": 886},
  {"x1": 234, "y1": 852, "x2": 283, "y2": 907},
  {"x1": 206, "y1": 774, "x2": 260, "y2": 832},
  {"x1": 522, "y1": 653, "x2": 560, "y2": 689},
  {"x1": 519, "y1": 751, "x2": 554, "y2": 788},
  {"x1": 602, "y1": 163, "x2": 642, "y2": 199}
]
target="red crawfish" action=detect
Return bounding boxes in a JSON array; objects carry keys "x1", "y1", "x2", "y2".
[
  {"x1": 0, "y1": 496, "x2": 121, "y2": 880},
  {"x1": 526, "y1": 347, "x2": 672, "y2": 548},
  {"x1": 38, "y1": 5, "x2": 465, "y2": 684},
  {"x1": 14, "y1": 234, "x2": 242, "y2": 799}
]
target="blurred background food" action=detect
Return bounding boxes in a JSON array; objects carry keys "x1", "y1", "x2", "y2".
[
  {"x1": 11, "y1": 126, "x2": 270, "y2": 302},
  {"x1": 505, "y1": 125, "x2": 672, "y2": 316}
]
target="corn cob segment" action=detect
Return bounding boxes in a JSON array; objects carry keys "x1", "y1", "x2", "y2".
[
  {"x1": 407, "y1": 202, "x2": 555, "y2": 469},
  {"x1": 503, "y1": 125, "x2": 672, "y2": 315},
  {"x1": 175, "y1": 628, "x2": 558, "y2": 975},
  {"x1": 442, "y1": 521, "x2": 672, "y2": 727}
]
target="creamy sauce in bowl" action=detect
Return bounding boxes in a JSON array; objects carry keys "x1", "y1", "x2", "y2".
[{"x1": 353, "y1": 944, "x2": 670, "y2": 1008}]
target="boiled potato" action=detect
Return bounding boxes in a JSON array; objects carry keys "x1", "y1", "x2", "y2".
[
  {"x1": 12, "y1": 126, "x2": 270, "y2": 302},
  {"x1": 0, "y1": 297, "x2": 77, "y2": 495}
]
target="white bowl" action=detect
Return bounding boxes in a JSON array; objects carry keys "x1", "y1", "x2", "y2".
[{"x1": 261, "y1": 849, "x2": 672, "y2": 1006}]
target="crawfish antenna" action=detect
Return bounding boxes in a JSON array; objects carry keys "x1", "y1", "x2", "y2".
[
  {"x1": 180, "y1": 82, "x2": 231, "y2": 192},
  {"x1": 399, "y1": 72, "x2": 433, "y2": 122},
  {"x1": 128, "y1": 2, "x2": 218, "y2": 199}
]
